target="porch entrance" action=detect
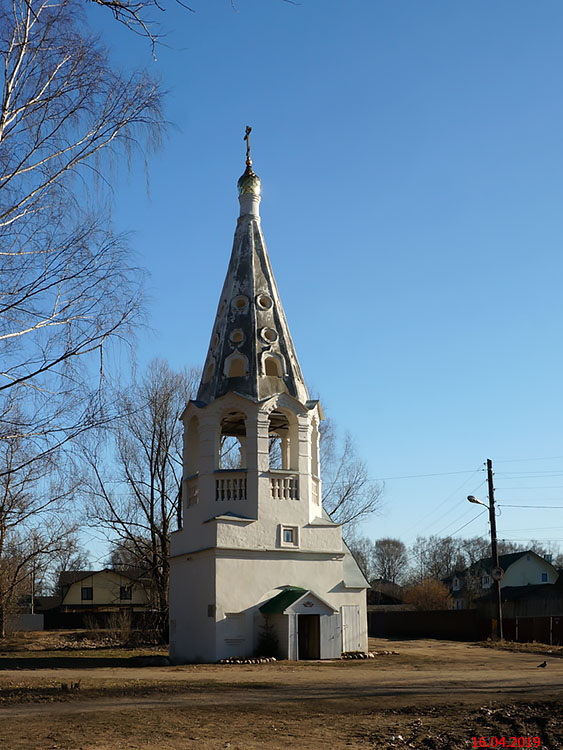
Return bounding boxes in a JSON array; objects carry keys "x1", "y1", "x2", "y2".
[{"x1": 298, "y1": 614, "x2": 320, "y2": 659}]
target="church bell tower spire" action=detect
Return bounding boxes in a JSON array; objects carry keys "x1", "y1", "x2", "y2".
[{"x1": 197, "y1": 127, "x2": 309, "y2": 405}]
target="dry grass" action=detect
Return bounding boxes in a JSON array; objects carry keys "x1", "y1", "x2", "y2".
[
  {"x1": 478, "y1": 639, "x2": 563, "y2": 657},
  {"x1": 0, "y1": 635, "x2": 561, "y2": 749}
]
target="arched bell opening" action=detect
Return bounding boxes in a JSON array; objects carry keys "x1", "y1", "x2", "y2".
[
  {"x1": 311, "y1": 418, "x2": 320, "y2": 478},
  {"x1": 268, "y1": 409, "x2": 298, "y2": 471},
  {"x1": 186, "y1": 416, "x2": 200, "y2": 476},
  {"x1": 218, "y1": 410, "x2": 247, "y2": 470}
]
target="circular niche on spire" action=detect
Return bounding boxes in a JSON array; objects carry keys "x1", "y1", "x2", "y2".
[
  {"x1": 229, "y1": 329, "x2": 245, "y2": 346},
  {"x1": 231, "y1": 295, "x2": 249, "y2": 313},
  {"x1": 256, "y1": 293, "x2": 273, "y2": 311},
  {"x1": 260, "y1": 327, "x2": 278, "y2": 344}
]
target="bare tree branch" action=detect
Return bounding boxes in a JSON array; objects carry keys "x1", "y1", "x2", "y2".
[
  {"x1": 83, "y1": 359, "x2": 199, "y2": 638},
  {"x1": 0, "y1": 0, "x2": 164, "y2": 476},
  {"x1": 320, "y1": 421, "x2": 383, "y2": 528}
]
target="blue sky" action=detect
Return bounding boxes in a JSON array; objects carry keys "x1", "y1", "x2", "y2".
[{"x1": 87, "y1": 1, "x2": 563, "y2": 558}]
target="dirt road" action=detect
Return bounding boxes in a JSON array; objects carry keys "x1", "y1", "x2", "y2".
[{"x1": 1, "y1": 639, "x2": 561, "y2": 749}]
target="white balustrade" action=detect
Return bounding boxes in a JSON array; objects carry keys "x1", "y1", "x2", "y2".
[
  {"x1": 215, "y1": 473, "x2": 247, "y2": 501},
  {"x1": 270, "y1": 474, "x2": 299, "y2": 500}
]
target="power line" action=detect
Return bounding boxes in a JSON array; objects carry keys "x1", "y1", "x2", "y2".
[
  {"x1": 495, "y1": 472, "x2": 563, "y2": 479},
  {"x1": 495, "y1": 484, "x2": 563, "y2": 492},
  {"x1": 500, "y1": 537, "x2": 563, "y2": 543},
  {"x1": 494, "y1": 456, "x2": 563, "y2": 464},
  {"x1": 495, "y1": 470, "x2": 563, "y2": 474},
  {"x1": 401, "y1": 469, "x2": 485, "y2": 541},
  {"x1": 371, "y1": 468, "x2": 484, "y2": 481},
  {"x1": 500, "y1": 527, "x2": 563, "y2": 532},
  {"x1": 440, "y1": 508, "x2": 488, "y2": 538},
  {"x1": 499, "y1": 504, "x2": 563, "y2": 509},
  {"x1": 402, "y1": 508, "x2": 489, "y2": 569},
  {"x1": 500, "y1": 496, "x2": 563, "y2": 503}
]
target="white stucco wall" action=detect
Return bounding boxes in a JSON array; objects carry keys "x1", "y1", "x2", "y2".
[
  {"x1": 170, "y1": 546, "x2": 367, "y2": 663},
  {"x1": 169, "y1": 552, "x2": 217, "y2": 663}
]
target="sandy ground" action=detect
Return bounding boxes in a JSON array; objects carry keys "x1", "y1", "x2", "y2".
[{"x1": 0, "y1": 637, "x2": 562, "y2": 749}]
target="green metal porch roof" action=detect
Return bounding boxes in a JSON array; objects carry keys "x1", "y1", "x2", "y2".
[{"x1": 259, "y1": 587, "x2": 306, "y2": 614}]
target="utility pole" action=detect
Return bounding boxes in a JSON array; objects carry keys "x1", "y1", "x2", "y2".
[
  {"x1": 486, "y1": 458, "x2": 503, "y2": 640},
  {"x1": 30, "y1": 533, "x2": 37, "y2": 616}
]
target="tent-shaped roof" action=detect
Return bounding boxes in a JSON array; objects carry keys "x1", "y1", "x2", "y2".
[{"x1": 196, "y1": 151, "x2": 309, "y2": 406}]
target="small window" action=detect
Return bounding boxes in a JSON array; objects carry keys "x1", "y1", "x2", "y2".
[
  {"x1": 81, "y1": 586, "x2": 93, "y2": 601},
  {"x1": 541, "y1": 572, "x2": 548, "y2": 582},
  {"x1": 280, "y1": 525, "x2": 299, "y2": 547},
  {"x1": 481, "y1": 575, "x2": 491, "y2": 587},
  {"x1": 120, "y1": 586, "x2": 132, "y2": 600}
]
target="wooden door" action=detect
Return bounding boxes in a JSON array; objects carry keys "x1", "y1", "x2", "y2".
[{"x1": 341, "y1": 604, "x2": 361, "y2": 652}]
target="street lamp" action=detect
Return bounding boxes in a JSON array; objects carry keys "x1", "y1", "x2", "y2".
[{"x1": 466, "y1": 458, "x2": 503, "y2": 640}]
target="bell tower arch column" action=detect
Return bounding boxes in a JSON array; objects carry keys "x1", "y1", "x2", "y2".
[
  {"x1": 296, "y1": 415, "x2": 313, "y2": 510},
  {"x1": 245, "y1": 411, "x2": 270, "y2": 517}
]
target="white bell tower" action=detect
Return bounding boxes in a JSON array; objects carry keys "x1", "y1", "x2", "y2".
[{"x1": 169, "y1": 131, "x2": 368, "y2": 663}]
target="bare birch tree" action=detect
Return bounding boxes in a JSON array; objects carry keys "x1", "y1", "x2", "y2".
[
  {"x1": 0, "y1": 0, "x2": 163, "y2": 633},
  {"x1": 0, "y1": 0, "x2": 163, "y2": 471},
  {"x1": 84, "y1": 359, "x2": 199, "y2": 638},
  {"x1": 88, "y1": 0, "x2": 294, "y2": 49}
]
